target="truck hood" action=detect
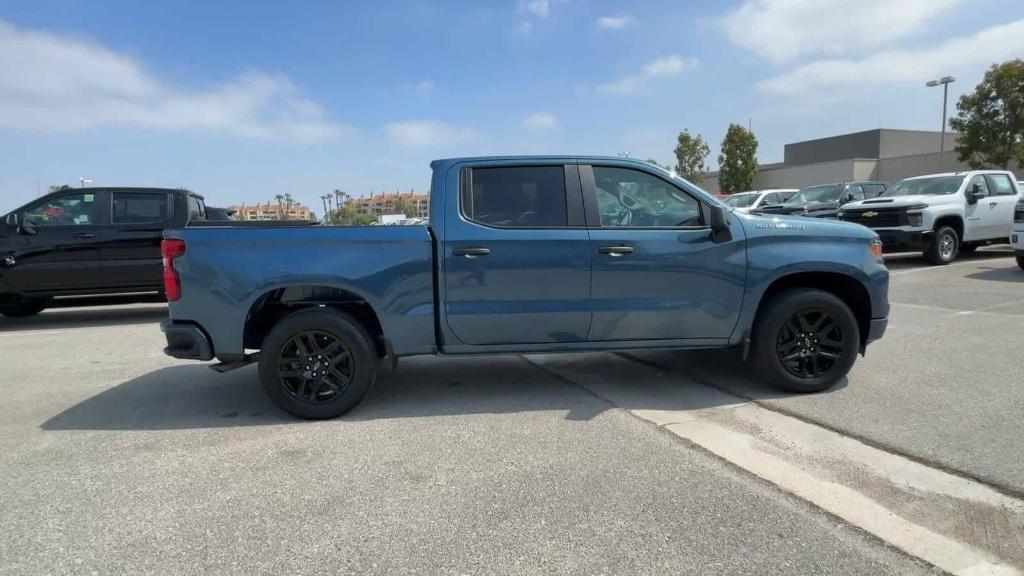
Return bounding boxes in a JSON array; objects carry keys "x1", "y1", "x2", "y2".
[
  {"x1": 756, "y1": 200, "x2": 840, "y2": 216},
  {"x1": 841, "y1": 194, "x2": 949, "y2": 210},
  {"x1": 736, "y1": 210, "x2": 875, "y2": 240}
]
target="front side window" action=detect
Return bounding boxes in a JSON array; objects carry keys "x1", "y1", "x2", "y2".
[
  {"x1": 463, "y1": 166, "x2": 567, "y2": 227},
  {"x1": 986, "y1": 174, "x2": 1016, "y2": 196},
  {"x1": 846, "y1": 185, "x2": 865, "y2": 201},
  {"x1": 112, "y1": 193, "x2": 169, "y2": 224},
  {"x1": 969, "y1": 175, "x2": 990, "y2": 197},
  {"x1": 23, "y1": 193, "x2": 98, "y2": 226},
  {"x1": 593, "y1": 166, "x2": 702, "y2": 227}
]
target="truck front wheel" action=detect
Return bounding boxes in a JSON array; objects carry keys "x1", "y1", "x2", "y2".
[
  {"x1": 751, "y1": 288, "x2": 860, "y2": 393},
  {"x1": 258, "y1": 308, "x2": 378, "y2": 419},
  {"x1": 924, "y1": 226, "x2": 958, "y2": 265},
  {"x1": 1016, "y1": 251, "x2": 1024, "y2": 271}
]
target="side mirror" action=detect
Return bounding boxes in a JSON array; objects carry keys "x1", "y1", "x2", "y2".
[
  {"x1": 967, "y1": 183, "x2": 985, "y2": 204},
  {"x1": 709, "y1": 205, "x2": 732, "y2": 244},
  {"x1": 4, "y1": 213, "x2": 16, "y2": 227}
]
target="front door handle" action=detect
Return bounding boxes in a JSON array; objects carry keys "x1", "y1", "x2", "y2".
[
  {"x1": 598, "y1": 245, "x2": 634, "y2": 256},
  {"x1": 989, "y1": 202, "x2": 999, "y2": 208},
  {"x1": 452, "y1": 247, "x2": 491, "y2": 258},
  {"x1": 71, "y1": 232, "x2": 96, "y2": 239}
]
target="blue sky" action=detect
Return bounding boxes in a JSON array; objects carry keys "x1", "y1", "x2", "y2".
[{"x1": 1, "y1": 0, "x2": 1022, "y2": 214}]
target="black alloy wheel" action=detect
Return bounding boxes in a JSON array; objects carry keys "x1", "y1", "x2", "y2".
[
  {"x1": 277, "y1": 330, "x2": 353, "y2": 404},
  {"x1": 775, "y1": 308, "x2": 844, "y2": 379}
]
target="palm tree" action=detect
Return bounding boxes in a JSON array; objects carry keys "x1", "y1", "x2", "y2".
[
  {"x1": 320, "y1": 195, "x2": 330, "y2": 224},
  {"x1": 283, "y1": 193, "x2": 295, "y2": 220},
  {"x1": 274, "y1": 194, "x2": 285, "y2": 220}
]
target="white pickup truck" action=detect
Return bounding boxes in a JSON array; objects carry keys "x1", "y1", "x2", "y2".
[
  {"x1": 1013, "y1": 182, "x2": 1023, "y2": 270},
  {"x1": 838, "y1": 170, "x2": 1020, "y2": 265}
]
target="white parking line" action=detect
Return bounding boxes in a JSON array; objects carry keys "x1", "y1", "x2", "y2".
[
  {"x1": 0, "y1": 330, "x2": 65, "y2": 338},
  {"x1": 889, "y1": 259, "x2": 993, "y2": 276},
  {"x1": 527, "y1": 353, "x2": 1024, "y2": 576}
]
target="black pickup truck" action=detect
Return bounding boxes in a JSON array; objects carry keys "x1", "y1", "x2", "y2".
[
  {"x1": 755, "y1": 181, "x2": 889, "y2": 218},
  {"x1": 0, "y1": 188, "x2": 211, "y2": 316}
]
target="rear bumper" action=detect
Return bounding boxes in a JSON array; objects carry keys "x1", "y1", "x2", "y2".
[
  {"x1": 161, "y1": 320, "x2": 214, "y2": 361},
  {"x1": 867, "y1": 317, "x2": 888, "y2": 344}
]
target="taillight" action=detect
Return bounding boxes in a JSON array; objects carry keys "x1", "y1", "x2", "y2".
[{"x1": 161, "y1": 239, "x2": 186, "y2": 301}]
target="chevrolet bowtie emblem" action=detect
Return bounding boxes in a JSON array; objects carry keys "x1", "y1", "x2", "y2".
[{"x1": 863, "y1": 211, "x2": 878, "y2": 217}]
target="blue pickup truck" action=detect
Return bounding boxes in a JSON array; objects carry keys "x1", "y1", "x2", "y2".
[{"x1": 161, "y1": 156, "x2": 889, "y2": 419}]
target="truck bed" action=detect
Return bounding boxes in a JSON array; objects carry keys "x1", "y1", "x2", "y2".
[{"x1": 165, "y1": 225, "x2": 436, "y2": 359}]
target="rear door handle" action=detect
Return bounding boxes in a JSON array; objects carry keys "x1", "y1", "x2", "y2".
[
  {"x1": 598, "y1": 245, "x2": 634, "y2": 256},
  {"x1": 71, "y1": 232, "x2": 96, "y2": 239},
  {"x1": 452, "y1": 247, "x2": 491, "y2": 258}
]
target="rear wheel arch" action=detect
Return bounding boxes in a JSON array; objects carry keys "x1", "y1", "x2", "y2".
[
  {"x1": 243, "y1": 285, "x2": 386, "y2": 357},
  {"x1": 752, "y1": 272, "x2": 872, "y2": 350}
]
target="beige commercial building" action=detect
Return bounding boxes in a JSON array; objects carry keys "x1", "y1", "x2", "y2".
[{"x1": 703, "y1": 129, "x2": 1020, "y2": 194}]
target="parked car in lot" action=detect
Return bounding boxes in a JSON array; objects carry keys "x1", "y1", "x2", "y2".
[
  {"x1": 0, "y1": 188, "x2": 310, "y2": 317},
  {"x1": 838, "y1": 171, "x2": 1020, "y2": 265},
  {"x1": 161, "y1": 156, "x2": 890, "y2": 419},
  {"x1": 722, "y1": 189, "x2": 799, "y2": 213},
  {"x1": 1013, "y1": 186, "x2": 1024, "y2": 270},
  {"x1": 755, "y1": 181, "x2": 889, "y2": 218}
]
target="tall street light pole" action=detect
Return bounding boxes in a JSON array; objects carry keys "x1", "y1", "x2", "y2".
[{"x1": 926, "y1": 76, "x2": 956, "y2": 171}]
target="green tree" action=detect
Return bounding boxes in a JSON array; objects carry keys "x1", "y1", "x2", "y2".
[
  {"x1": 949, "y1": 60, "x2": 1024, "y2": 169},
  {"x1": 673, "y1": 130, "x2": 710, "y2": 184},
  {"x1": 392, "y1": 195, "x2": 412, "y2": 216},
  {"x1": 48, "y1": 185, "x2": 72, "y2": 194},
  {"x1": 717, "y1": 123, "x2": 759, "y2": 194}
]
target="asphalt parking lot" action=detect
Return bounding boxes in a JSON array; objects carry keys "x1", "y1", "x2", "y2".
[{"x1": 2, "y1": 248, "x2": 1022, "y2": 575}]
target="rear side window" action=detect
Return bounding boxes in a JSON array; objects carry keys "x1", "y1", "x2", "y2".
[
  {"x1": 986, "y1": 174, "x2": 1016, "y2": 196},
  {"x1": 112, "y1": 193, "x2": 169, "y2": 224},
  {"x1": 188, "y1": 196, "x2": 206, "y2": 221},
  {"x1": 464, "y1": 166, "x2": 567, "y2": 227}
]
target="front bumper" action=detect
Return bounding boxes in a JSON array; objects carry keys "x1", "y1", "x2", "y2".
[
  {"x1": 161, "y1": 320, "x2": 214, "y2": 361},
  {"x1": 1012, "y1": 229, "x2": 1024, "y2": 251},
  {"x1": 875, "y1": 229, "x2": 931, "y2": 252},
  {"x1": 867, "y1": 317, "x2": 888, "y2": 344}
]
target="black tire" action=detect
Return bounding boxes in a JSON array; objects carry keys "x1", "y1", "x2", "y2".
[
  {"x1": 1016, "y1": 252, "x2": 1024, "y2": 271},
  {"x1": 0, "y1": 297, "x2": 49, "y2": 318},
  {"x1": 924, "y1": 226, "x2": 958, "y2": 265},
  {"x1": 959, "y1": 243, "x2": 978, "y2": 254},
  {"x1": 751, "y1": 288, "x2": 860, "y2": 393},
  {"x1": 258, "y1": 308, "x2": 378, "y2": 419}
]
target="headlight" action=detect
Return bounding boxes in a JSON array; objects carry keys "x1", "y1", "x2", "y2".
[
  {"x1": 907, "y1": 213, "x2": 923, "y2": 227},
  {"x1": 869, "y1": 238, "x2": 883, "y2": 259}
]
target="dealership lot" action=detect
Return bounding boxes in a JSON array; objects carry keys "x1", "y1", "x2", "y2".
[{"x1": 1, "y1": 249, "x2": 1022, "y2": 574}]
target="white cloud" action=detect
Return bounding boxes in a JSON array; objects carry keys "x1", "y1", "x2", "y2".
[
  {"x1": 415, "y1": 80, "x2": 435, "y2": 93},
  {"x1": 522, "y1": 112, "x2": 558, "y2": 130},
  {"x1": 384, "y1": 120, "x2": 478, "y2": 147},
  {"x1": 0, "y1": 20, "x2": 350, "y2": 142},
  {"x1": 759, "y1": 18, "x2": 1024, "y2": 95},
  {"x1": 598, "y1": 55, "x2": 698, "y2": 94},
  {"x1": 597, "y1": 15, "x2": 634, "y2": 30},
  {"x1": 723, "y1": 0, "x2": 964, "y2": 64},
  {"x1": 518, "y1": 0, "x2": 563, "y2": 18}
]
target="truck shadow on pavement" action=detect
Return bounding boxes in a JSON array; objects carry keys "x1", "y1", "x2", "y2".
[
  {"x1": 882, "y1": 248, "x2": 1012, "y2": 272},
  {"x1": 0, "y1": 304, "x2": 167, "y2": 331},
  {"x1": 41, "y1": 352, "x2": 816, "y2": 431},
  {"x1": 964, "y1": 265, "x2": 1024, "y2": 283}
]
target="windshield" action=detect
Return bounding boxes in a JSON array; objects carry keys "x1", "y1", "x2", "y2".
[
  {"x1": 786, "y1": 184, "x2": 843, "y2": 205},
  {"x1": 882, "y1": 176, "x2": 965, "y2": 197},
  {"x1": 724, "y1": 193, "x2": 757, "y2": 208}
]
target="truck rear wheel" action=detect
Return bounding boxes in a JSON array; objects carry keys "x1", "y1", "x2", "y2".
[
  {"x1": 924, "y1": 226, "x2": 958, "y2": 265},
  {"x1": 751, "y1": 288, "x2": 860, "y2": 393},
  {"x1": 258, "y1": 308, "x2": 378, "y2": 419},
  {"x1": 0, "y1": 297, "x2": 49, "y2": 318}
]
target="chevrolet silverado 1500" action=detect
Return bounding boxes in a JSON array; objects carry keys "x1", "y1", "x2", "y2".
[{"x1": 161, "y1": 157, "x2": 889, "y2": 419}]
